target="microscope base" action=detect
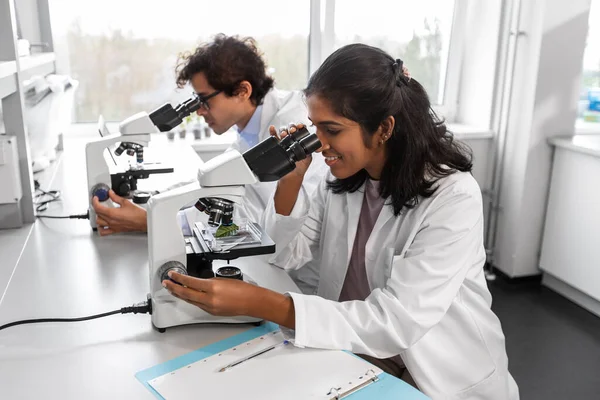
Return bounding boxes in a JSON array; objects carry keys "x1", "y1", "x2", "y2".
[
  {"x1": 151, "y1": 301, "x2": 262, "y2": 332},
  {"x1": 149, "y1": 274, "x2": 262, "y2": 331}
]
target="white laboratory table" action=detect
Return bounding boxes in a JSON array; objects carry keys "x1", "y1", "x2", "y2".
[
  {"x1": 540, "y1": 135, "x2": 600, "y2": 317},
  {"x1": 0, "y1": 136, "x2": 299, "y2": 399}
]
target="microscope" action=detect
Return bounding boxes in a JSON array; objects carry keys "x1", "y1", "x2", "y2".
[
  {"x1": 146, "y1": 127, "x2": 321, "y2": 332},
  {"x1": 85, "y1": 96, "x2": 202, "y2": 229}
]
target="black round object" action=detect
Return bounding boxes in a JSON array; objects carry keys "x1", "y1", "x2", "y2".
[
  {"x1": 221, "y1": 202, "x2": 234, "y2": 226},
  {"x1": 215, "y1": 266, "x2": 243, "y2": 280},
  {"x1": 299, "y1": 134, "x2": 322, "y2": 155},
  {"x1": 114, "y1": 143, "x2": 127, "y2": 156},
  {"x1": 207, "y1": 198, "x2": 232, "y2": 227},
  {"x1": 158, "y1": 261, "x2": 188, "y2": 286},
  {"x1": 291, "y1": 126, "x2": 310, "y2": 141},
  {"x1": 118, "y1": 182, "x2": 131, "y2": 197},
  {"x1": 133, "y1": 192, "x2": 151, "y2": 204},
  {"x1": 136, "y1": 149, "x2": 144, "y2": 163},
  {"x1": 194, "y1": 198, "x2": 211, "y2": 213},
  {"x1": 208, "y1": 208, "x2": 223, "y2": 227}
]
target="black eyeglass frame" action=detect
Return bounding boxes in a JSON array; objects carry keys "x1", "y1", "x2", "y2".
[{"x1": 195, "y1": 90, "x2": 221, "y2": 110}]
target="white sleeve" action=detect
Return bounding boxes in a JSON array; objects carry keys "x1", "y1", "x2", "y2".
[
  {"x1": 255, "y1": 153, "x2": 327, "y2": 231},
  {"x1": 287, "y1": 183, "x2": 485, "y2": 358},
  {"x1": 262, "y1": 176, "x2": 329, "y2": 273}
]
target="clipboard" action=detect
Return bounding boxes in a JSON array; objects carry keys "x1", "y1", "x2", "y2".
[{"x1": 136, "y1": 322, "x2": 429, "y2": 400}]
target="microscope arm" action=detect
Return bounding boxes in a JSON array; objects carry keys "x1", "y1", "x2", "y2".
[
  {"x1": 119, "y1": 112, "x2": 160, "y2": 136},
  {"x1": 148, "y1": 149, "x2": 259, "y2": 291},
  {"x1": 146, "y1": 130, "x2": 322, "y2": 330},
  {"x1": 86, "y1": 134, "x2": 151, "y2": 229},
  {"x1": 147, "y1": 181, "x2": 246, "y2": 294}
]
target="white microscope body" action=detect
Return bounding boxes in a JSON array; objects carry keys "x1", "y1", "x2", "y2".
[
  {"x1": 85, "y1": 113, "x2": 155, "y2": 229},
  {"x1": 86, "y1": 94, "x2": 204, "y2": 229},
  {"x1": 146, "y1": 126, "x2": 322, "y2": 331},
  {"x1": 147, "y1": 151, "x2": 261, "y2": 330}
]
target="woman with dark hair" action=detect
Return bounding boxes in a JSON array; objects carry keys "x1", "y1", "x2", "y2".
[{"x1": 163, "y1": 44, "x2": 519, "y2": 399}]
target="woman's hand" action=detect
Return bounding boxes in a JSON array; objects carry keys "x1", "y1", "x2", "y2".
[
  {"x1": 270, "y1": 123, "x2": 313, "y2": 216},
  {"x1": 269, "y1": 123, "x2": 312, "y2": 180},
  {"x1": 163, "y1": 273, "x2": 256, "y2": 316},
  {"x1": 163, "y1": 272, "x2": 296, "y2": 329}
]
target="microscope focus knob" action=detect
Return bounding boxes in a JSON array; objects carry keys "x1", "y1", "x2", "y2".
[
  {"x1": 158, "y1": 261, "x2": 188, "y2": 286},
  {"x1": 117, "y1": 182, "x2": 131, "y2": 197},
  {"x1": 91, "y1": 183, "x2": 110, "y2": 202}
]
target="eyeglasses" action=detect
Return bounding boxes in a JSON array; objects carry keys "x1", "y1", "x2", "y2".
[{"x1": 195, "y1": 90, "x2": 221, "y2": 110}]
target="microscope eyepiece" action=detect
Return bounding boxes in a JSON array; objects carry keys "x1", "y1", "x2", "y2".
[
  {"x1": 148, "y1": 93, "x2": 202, "y2": 132},
  {"x1": 242, "y1": 126, "x2": 322, "y2": 182},
  {"x1": 298, "y1": 134, "x2": 322, "y2": 156},
  {"x1": 285, "y1": 129, "x2": 322, "y2": 163},
  {"x1": 174, "y1": 95, "x2": 202, "y2": 120}
]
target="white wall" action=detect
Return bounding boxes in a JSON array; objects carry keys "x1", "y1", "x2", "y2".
[
  {"x1": 461, "y1": 137, "x2": 493, "y2": 237},
  {"x1": 493, "y1": 0, "x2": 591, "y2": 277},
  {"x1": 14, "y1": 0, "x2": 42, "y2": 46}
]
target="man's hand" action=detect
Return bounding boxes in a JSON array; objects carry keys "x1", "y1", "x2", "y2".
[
  {"x1": 92, "y1": 190, "x2": 148, "y2": 236},
  {"x1": 163, "y1": 272, "x2": 296, "y2": 329}
]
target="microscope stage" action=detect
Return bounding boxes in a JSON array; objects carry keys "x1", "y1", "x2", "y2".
[{"x1": 187, "y1": 221, "x2": 275, "y2": 261}]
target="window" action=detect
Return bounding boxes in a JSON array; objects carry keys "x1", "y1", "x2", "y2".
[
  {"x1": 332, "y1": 0, "x2": 456, "y2": 107},
  {"x1": 49, "y1": 0, "x2": 460, "y2": 124},
  {"x1": 49, "y1": 0, "x2": 310, "y2": 122},
  {"x1": 578, "y1": 0, "x2": 600, "y2": 128}
]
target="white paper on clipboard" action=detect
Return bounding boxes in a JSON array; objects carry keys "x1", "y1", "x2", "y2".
[{"x1": 148, "y1": 330, "x2": 383, "y2": 400}]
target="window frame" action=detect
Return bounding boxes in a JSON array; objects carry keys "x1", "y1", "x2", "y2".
[
  {"x1": 57, "y1": 0, "x2": 468, "y2": 125},
  {"x1": 308, "y1": 0, "x2": 468, "y2": 123}
]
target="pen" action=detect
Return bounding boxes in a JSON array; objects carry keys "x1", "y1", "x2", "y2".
[{"x1": 219, "y1": 340, "x2": 289, "y2": 372}]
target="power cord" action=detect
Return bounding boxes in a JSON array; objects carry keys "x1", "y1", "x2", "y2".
[
  {"x1": 36, "y1": 211, "x2": 90, "y2": 220},
  {"x1": 0, "y1": 298, "x2": 152, "y2": 331},
  {"x1": 35, "y1": 188, "x2": 62, "y2": 212},
  {"x1": 34, "y1": 179, "x2": 62, "y2": 212},
  {"x1": 32, "y1": 180, "x2": 89, "y2": 219}
]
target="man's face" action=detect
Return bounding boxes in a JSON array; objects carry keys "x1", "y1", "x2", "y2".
[{"x1": 189, "y1": 72, "x2": 244, "y2": 135}]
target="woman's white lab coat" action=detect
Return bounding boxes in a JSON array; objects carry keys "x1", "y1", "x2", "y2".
[{"x1": 264, "y1": 170, "x2": 519, "y2": 399}]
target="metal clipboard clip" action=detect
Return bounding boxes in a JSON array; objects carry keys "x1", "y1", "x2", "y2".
[{"x1": 327, "y1": 368, "x2": 379, "y2": 399}]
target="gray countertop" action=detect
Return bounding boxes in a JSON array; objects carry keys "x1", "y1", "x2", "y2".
[
  {"x1": 0, "y1": 136, "x2": 299, "y2": 399},
  {"x1": 549, "y1": 135, "x2": 600, "y2": 158}
]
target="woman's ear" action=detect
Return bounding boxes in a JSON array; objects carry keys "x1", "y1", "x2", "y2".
[
  {"x1": 235, "y1": 80, "x2": 253, "y2": 101},
  {"x1": 378, "y1": 116, "x2": 396, "y2": 145}
]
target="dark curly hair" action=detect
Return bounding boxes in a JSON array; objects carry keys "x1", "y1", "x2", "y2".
[
  {"x1": 305, "y1": 44, "x2": 473, "y2": 216},
  {"x1": 175, "y1": 34, "x2": 274, "y2": 105}
]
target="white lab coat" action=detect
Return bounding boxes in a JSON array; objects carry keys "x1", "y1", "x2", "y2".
[
  {"x1": 230, "y1": 88, "x2": 328, "y2": 293},
  {"x1": 264, "y1": 170, "x2": 519, "y2": 399}
]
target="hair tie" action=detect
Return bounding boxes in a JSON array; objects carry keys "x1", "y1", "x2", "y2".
[{"x1": 392, "y1": 58, "x2": 411, "y2": 85}]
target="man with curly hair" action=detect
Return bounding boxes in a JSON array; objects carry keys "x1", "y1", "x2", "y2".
[{"x1": 93, "y1": 34, "x2": 326, "y2": 293}]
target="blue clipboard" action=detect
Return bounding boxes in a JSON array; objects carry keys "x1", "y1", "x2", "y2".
[{"x1": 136, "y1": 322, "x2": 429, "y2": 399}]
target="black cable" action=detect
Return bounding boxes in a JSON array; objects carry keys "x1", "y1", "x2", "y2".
[
  {"x1": 0, "y1": 299, "x2": 152, "y2": 331},
  {"x1": 31, "y1": 181, "x2": 89, "y2": 219},
  {"x1": 34, "y1": 187, "x2": 61, "y2": 212},
  {"x1": 36, "y1": 212, "x2": 89, "y2": 220}
]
